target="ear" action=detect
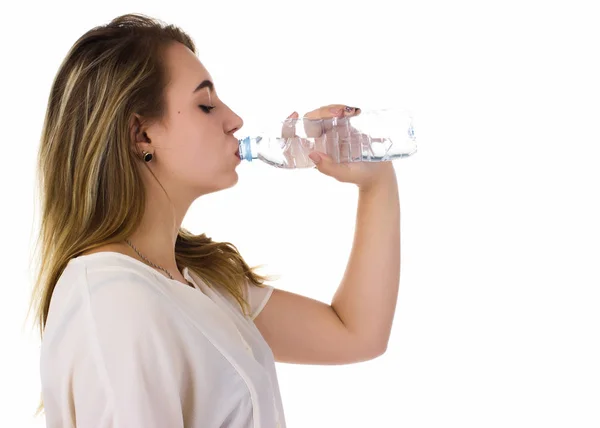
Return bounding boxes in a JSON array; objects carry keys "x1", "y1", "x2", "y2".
[{"x1": 129, "y1": 114, "x2": 151, "y2": 156}]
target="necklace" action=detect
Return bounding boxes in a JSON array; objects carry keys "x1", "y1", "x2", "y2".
[{"x1": 125, "y1": 238, "x2": 178, "y2": 281}]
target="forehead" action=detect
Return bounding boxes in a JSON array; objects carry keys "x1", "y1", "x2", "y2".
[{"x1": 163, "y1": 42, "x2": 212, "y2": 94}]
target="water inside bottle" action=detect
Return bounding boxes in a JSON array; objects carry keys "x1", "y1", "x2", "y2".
[{"x1": 240, "y1": 108, "x2": 416, "y2": 168}]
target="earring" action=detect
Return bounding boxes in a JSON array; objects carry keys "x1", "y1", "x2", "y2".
[{"x1": 142, "y1": 151, "x2": 153, "y2": 163}]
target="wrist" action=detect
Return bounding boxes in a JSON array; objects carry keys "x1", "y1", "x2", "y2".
[{"x1": 358, "y1": 165, "x2": 397, "y2": 194}]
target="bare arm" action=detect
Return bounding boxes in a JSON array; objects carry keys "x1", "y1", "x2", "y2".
[{"x1": 255, "y1": 167, "x2": 400, "y2": 364}]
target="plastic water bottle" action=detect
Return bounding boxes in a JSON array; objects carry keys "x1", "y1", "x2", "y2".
[{"x1": 237, "y1": 108, "x2": 416, "y2": 168}]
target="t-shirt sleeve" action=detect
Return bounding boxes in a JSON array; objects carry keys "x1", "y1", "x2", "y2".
[
  {"x1": 245, "y1": 281, "x2": 274, "y2": 320},
  {"x1": 82, "y1": 268, "x2": 208, "y2": 427}
]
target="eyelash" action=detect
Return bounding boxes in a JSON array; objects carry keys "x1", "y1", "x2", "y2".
[{"x1": 199, "y1": 105, "x2": 216, "y2": 113}]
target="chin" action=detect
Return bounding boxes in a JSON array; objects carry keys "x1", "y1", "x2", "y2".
[
  {"x1": 191, "y1": 166, "x2": 239, "y2": 196},
  {"x1": 226, "y1": 170, "x2": 239, "y2": 188},
  {"x1": 212, "y1": 170, "x2": 240, "y2": 194}
]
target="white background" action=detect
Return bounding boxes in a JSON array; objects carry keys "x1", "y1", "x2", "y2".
[{"x1": 1, "y1": 0, "x2": 599, "y2": 427}]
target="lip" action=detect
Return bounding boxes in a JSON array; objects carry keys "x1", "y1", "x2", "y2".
[{"x1": 232, "y1": 139, "x2": 241, "y2": 157}]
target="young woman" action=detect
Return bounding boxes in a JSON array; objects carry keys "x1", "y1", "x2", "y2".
[{"x1": 32, "y1": 13, "x2": 401, "y2": 428}]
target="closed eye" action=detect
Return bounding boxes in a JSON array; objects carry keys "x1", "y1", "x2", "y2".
[{"x1": 199, "y1": 105, "x2": 215, "y2": 113}]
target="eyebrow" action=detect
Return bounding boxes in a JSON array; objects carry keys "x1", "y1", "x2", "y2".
[{"x1": 193, "y1": 79, "x2": 214, "y2": 93}]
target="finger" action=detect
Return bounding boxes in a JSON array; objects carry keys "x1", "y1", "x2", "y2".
[
  {"x1": 308, "y1": 150, "x2": 324, "y2": 166},
  {"x1": 304, "y1": 104, "x2": 361, "y2": 119},
  {"x1": 303, "y1": 105, "x2": 360, "y2": 138},
  {"x1": 308, "y1": 150, "x2": 350, "y2": 179},
  {"x1": 304, "y1": 104, "x2": 354, "y2": 119},
  {"x1": 303, "y1": 108, "x2": 343, "y2": 139},
  {"x1": 284, "y1": 136, "x2": 315, "y2": 168},
  {"x1": 281, "y1": 111, "x2": 299, "y2": 139},
  {"x1": 342, "y1": 106, "x2": 361, "y2": 117}
]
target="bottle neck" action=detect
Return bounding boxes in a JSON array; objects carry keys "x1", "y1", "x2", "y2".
[{"x1": 238, "y1": 136, "x2": 261, "y2": 161}]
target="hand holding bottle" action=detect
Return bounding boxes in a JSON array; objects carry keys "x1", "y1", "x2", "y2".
[
  {"x1": 279, "y1": 104, "x2": 363, "y2": 168},
  {"x1": 237, "y1": 104, "x2": 416, "y2": 172},
  {"x1": 289, "y1": 104, "x2": 397, "y2": 189}
]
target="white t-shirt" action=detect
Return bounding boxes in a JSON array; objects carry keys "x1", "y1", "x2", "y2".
[{"x1": 40, "y1": 252, "x2": 286, "y2": 428}]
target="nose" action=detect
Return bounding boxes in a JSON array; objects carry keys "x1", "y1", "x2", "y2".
[
  {"x1": 225, "y1": 108, "x2": 244, "y2": 135},
  {"x1": 231, "y1": 115, "x2": 243, "y2": 134}
]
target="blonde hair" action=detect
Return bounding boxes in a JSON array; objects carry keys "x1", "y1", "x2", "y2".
[{"x1": 30, "y1": 13, "x2": 272, "y2": 414}]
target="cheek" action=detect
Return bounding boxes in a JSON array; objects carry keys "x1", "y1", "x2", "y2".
[
  {"x1": 177, "y1": 143, "x2": 214, "y2": 175},
  {"x1": 164, "y1": 114, "x2": 228, "y2": 182},
  {"x1": 170, "y1": 117, "x2": 213, "y2": 162},
  {"x1": 178, "y1": 137, "x2": 224, "y2": 182}
]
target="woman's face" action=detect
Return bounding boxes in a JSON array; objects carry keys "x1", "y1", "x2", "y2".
[{"x1": 142, "y1": 42, "x2": 244, "y2": 198}]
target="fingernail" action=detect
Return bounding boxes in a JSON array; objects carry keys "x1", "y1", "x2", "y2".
[
  {"x1": 328, "y1": 107, "x2": 343, "y2": 115},
  {"x1": 309, "y1": 152, "x2": 321, "y2": 164},
  {"x1": 287, "y1": 111, "x2": 298, "y2": 119}
]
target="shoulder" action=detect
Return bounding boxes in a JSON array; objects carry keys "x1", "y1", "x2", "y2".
[
  {"x1": 58, "y1": 253, "x2": 174, "y2": 320},
  {"x1": 188, "y1": 268, "x2": 274, "y2": 321},
  {"x1": 69, "y1": 252, "x2": 158, "y2": 289},
  {"x1": 45, "y1": 253, "x2": 186, "y2": 358}
]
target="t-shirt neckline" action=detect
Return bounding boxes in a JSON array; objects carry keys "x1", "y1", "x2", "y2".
[{"x1": 75, "y1": 251, "x2": 194, "y2": 288}]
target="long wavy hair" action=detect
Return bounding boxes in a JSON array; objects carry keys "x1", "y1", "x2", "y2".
[{"x1": 29, "y1": 14, "x2": 272, "y2": 412}]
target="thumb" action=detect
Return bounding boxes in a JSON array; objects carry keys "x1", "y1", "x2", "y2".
[
  {"x1": 308, "y1": 151, "x2": 348, "y2": 179},
  {"x1": 308, "y1": 151, "x2": 322, "y2": 165}
]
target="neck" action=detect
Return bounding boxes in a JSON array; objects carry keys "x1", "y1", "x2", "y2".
[{"x1": 126, "y1": 177, "x2": 193, "y2": 278}]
